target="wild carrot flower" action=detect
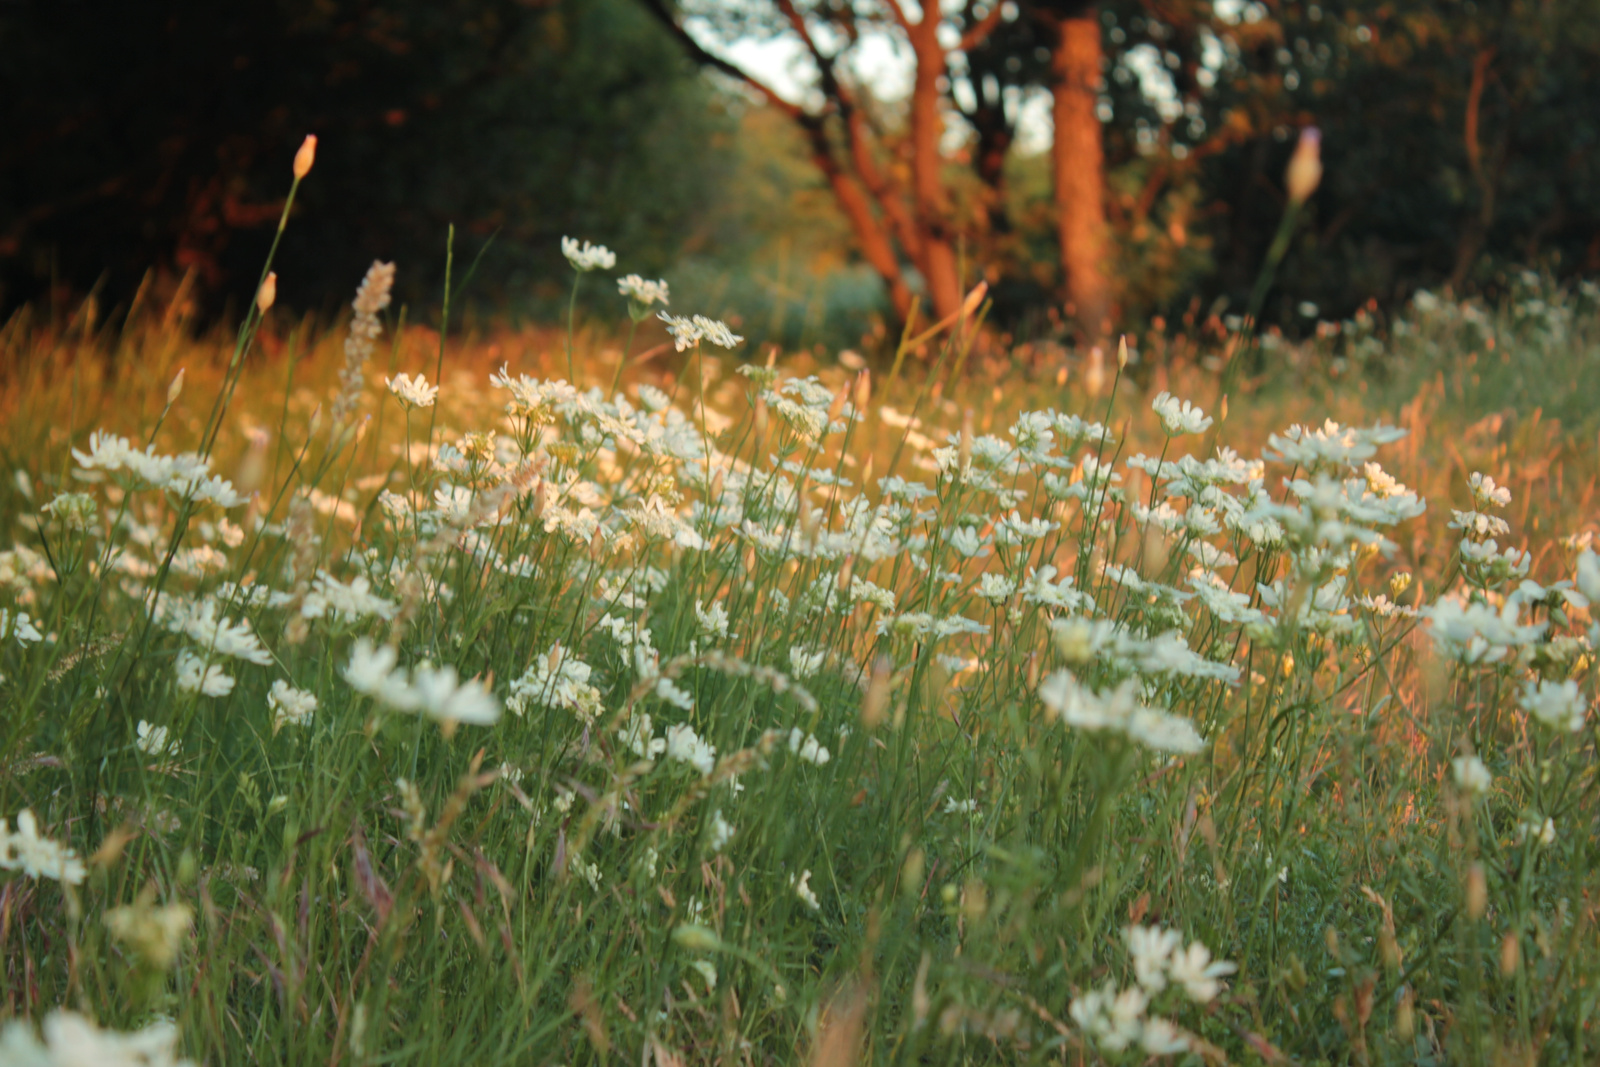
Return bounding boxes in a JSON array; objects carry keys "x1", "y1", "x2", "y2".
[
  {"x1": 385, "y1": 372, "x2": 438, "y2": 410},
  {"x1": 562, "y1": 237, "x2": 616, "y2": 271},
  {"x1": 617, "y1": 274, "x2": 669, "y2": 307}
]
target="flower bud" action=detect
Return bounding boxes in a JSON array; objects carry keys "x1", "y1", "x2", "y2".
[
  {"x1": 1499, "y1": 932, "x2": 1520, "y2": 977},
  {"x1": 672, "y1": 924, "x2": 723, "y2": 953},
  {"x1": 257, "y1": 272, "x2": 277, "y2": 314},
  {"x1": 1465, "y1": 863, "x2": 1487, "y2": 920},
  {"x1": 860, "y1": 656, "x2": 892, "y2": 729},
  {"x1": 1286, "y1": 127, "x2": 1323, "y2": 205},
  {"x1": 293, "y1": 134, "x2": 317, "y2": 180},
  {"x1": 1394, "y1": 988, "x2": 1415, "y2": 1041},
  {"x1": 1117, "y1": 335, "x2": 1129, "y2": 369},
  {"x1": 166, "y1": 368, "x2": 185, "y2": 406},
  {"x1": 960, "y1": 281, "x2": 988, "y2": 321}
]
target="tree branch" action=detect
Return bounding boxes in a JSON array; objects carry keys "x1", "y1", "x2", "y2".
[
  {"x1": 960, "y1": 3, "x2": 1007, "y2": 52},
  {"x1": 634, "y1": 0, "x2": 805, "y2": 119}
]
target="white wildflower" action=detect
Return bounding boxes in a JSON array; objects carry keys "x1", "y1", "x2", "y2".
[
  {"x1": 617, "y1": 274, "x2": 670, "y2": 307},
  {"x1": 787, "y1": 728, "x2": 831, "y2": 766},
  {"x1": 1151, "y1": 392, "x2": 1213, "y2": 436},
  {"x1": 174, "y1": 651, "x2": 235, "y2": 698},
  {"x1": 792, "y1": 868, "x2": 820, "y2": 910},
  {"x1": 1519, "y1": 678, "x2": 1587, "y2": 732},
  {"x1": 562, "y1": 237, "x2": 616, "y2": 272},
  {"x1": 385, "y1": 372, "x2": 438, "y2": 409},
  {"x1": 1452, "y1": 755, "x2": 1491, "y2": 797},
  {"x1": 268, "y1": 680, "x2": 318, "y2": 733},
  {"x1": 665, "y1": 723, "x2": 716, "y2": 776},
  {"x1": 0, "y1": 810, "x2": 86, "y2": 885}
]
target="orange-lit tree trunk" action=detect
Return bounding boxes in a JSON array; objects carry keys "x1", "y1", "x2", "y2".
[
  {"x1": 901, "y1": 8, "x2": 965, "y2": 323},
  {"x1": 1050, "y1": 7, "x2": 1111, "y2": 342},
  {"x1": 641, "y1": 0, "x2": 994, "y2": 329}
]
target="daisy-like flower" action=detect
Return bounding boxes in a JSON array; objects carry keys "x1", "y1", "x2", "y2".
[
  {"x1": 1151, "y1": 392, "x2": 1213, "y2": 436},
  {"x1": 561, "y1": 237, "x2": 616, "y2": 272},
  {"x1": 385, "y1": 372, "x2": 438, "y2": 410}
]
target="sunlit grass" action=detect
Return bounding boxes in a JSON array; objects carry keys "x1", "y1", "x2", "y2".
[{"x1": 0, "y1": 237, "x2": 1597, "y2": 1067}]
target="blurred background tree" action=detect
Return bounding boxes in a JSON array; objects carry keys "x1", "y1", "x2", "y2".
[
  {"x1": 3, "y1": 0, "x2": 1598, "y2": 349},
  {"x1": 0, "y1": 0, "x2": 734, "y2": 318}
]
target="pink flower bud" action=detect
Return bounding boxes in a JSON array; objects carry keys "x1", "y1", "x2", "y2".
[
  {"x1": 293, "y1": 135, "x2": 317, "y2": 180},
  {"x1": 1286, "y1": 127, "x2": 1323, "y2": 205},
  {"x1": 257, "y1": 272, "x2": 277, "y2": 314}
]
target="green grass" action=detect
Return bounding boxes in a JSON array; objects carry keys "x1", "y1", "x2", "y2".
[{"x1": 0, "y1": 241, "x2": 1597, "y2": 1067}]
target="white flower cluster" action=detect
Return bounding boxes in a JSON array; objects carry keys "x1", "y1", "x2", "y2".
[
  {"x1": 506, "y1": 645, "x2": 605, "y2": 723},
  {"x1": 72, "y1": 431, "x2": 247, "y2": 507},
  {"x1": 1069, "y1": 925, "x2": 1235, "y2": 1056},
  {"x1": 617, "y1": 274, "x2": 669, "y2": 307},
  {"x1": 268, "y1": 680, "x2": 318, "y2": 733},
  {"x1": 343, "y1": 639, "x2": 499, "y2": 726},
  {"x1": 0, "y1": 810, "x2": 86, "y2": 886},
  {"x1": 657, "y1": 311, "x2": 743, "y2": 352},
  {"x1": 561, "y1": 236, "x2": 616, "y2": 272},
  {"x1": 385, "y1": 372, "x2": 438, "y2": 410},
  {"x1": 0, "y1": 1011, "x2": 196, "y2": 1067},
  {"x1": 1037, "y1": 672, "x2": 1204, "y2": 754}
]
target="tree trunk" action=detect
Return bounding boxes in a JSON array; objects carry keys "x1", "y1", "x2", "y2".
[
  {"x1": 1051, "y1": 8, "x2": 1111, "y2": 342},
  {"x1": 906, "y1": 15, "x2": 966, "y2": 323}
]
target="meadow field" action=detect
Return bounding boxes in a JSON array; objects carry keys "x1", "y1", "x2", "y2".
[{"x1": 0, "y1": 224, "x2": 1598, "y2": 1067}]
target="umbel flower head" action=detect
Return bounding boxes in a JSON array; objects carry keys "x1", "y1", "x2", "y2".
[
  {"x1": 657, "y1": 311, "x2": 744, "y2": 352},
  {"x1": 386, "y1": 372, "x2": 439, "y2": 410},
  {"x1": 562, "y1": 237, "x2": 616, "y2": 272},
  {"x1": 618, "y1": 274, "x2": 669, "y2": 308}
]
